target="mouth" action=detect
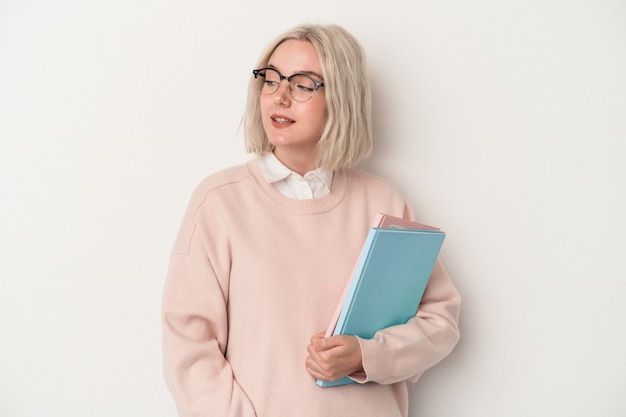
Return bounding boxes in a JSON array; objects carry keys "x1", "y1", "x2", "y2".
[{"x1": 271, "y1": 115, "x2": 295, "y2": 125}]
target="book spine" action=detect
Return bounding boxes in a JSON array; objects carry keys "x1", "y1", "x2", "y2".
[{"x1": 332, "y1": 229, "x2": 378, "y2": 336}]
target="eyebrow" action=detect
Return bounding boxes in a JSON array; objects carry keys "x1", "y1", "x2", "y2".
[{"x1": 266, "y1": 64, "x2": 324, "y2": 81}]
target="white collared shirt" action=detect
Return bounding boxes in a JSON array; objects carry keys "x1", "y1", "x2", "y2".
[{"x1": 256, "y1": 152, "x2": 333, "y2": 199}]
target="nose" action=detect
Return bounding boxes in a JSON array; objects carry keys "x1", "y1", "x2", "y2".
[{"x1": 274, "y1": 80, "x2": 292, "y2": 106}]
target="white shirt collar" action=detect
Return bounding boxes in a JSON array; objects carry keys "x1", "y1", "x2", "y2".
[
  {"x1": 257, "y1": 152, "x2": 334, "y2": 199},
  {"x1": 257, "y1": 151, "x2": 294, "y2": 183}
]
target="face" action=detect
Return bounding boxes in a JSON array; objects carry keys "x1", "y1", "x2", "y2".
[{"x1": 260, "y1": 40, "x2": 327, "y2": 171}]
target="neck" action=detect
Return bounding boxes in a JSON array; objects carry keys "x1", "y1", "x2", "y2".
[{"x1": 273, "y1": 148, "x2": 317, "y2": 176}]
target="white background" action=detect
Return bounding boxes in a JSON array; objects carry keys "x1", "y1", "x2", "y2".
[{"x1": 1, "y1": 1, "x2": 625, "y2": 416}]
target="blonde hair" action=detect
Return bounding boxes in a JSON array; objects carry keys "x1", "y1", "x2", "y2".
[{"x1": 244, "y1": 24, "x2": 373, "y2": 170}]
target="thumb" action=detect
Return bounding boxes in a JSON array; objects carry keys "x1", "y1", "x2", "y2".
[{"x1": 315, "y1": 334, "x2": 345, "y2": 351}]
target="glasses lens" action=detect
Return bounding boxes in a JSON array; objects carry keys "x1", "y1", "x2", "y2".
[
  {"x1": 258, "y1": 69, "x2": 281, "y2": 94},
  {"x1": 289, "y1": 75, "x2": 317, "y2": 102},
  {"x1": 254, "y1": 69, "x2": 321, "y2": 102}
]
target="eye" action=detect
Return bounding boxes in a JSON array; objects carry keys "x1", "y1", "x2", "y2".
[
  {"x1": 292, "y1": 76, "x2": 316, "y2": 92},
  {"x1": 296, "y1": 84, "x2": 314, "y2": 93}
]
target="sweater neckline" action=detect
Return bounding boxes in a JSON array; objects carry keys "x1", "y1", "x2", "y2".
[{"x1": 245, "y1": 160, "x2": 347, "y2": 215}]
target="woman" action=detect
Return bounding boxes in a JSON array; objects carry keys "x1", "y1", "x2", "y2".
[{"x1": 162, "y1": 23, "x2": 461, "y2": 417}]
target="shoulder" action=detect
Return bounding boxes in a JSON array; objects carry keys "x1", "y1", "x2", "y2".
[
  {"x1": 344, "y1": 167, "x2": 403, "y2": 194},
  {"x1": 345, "y1": 167, "x2": 390, "y2": 182},
  {"x1": 186, "y1": 162, "x2": 254, "y2": 211},
  {"x1": 197, "y1": 163, "x2": 251, "y2": 191},
  {"x1": 341, "y1": 167, "x2": 413, "y2": 219}
]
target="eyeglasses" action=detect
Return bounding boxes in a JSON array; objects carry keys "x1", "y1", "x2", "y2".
[{"x1": 252, "y1": 67, "x2": 325, "y2": 102}]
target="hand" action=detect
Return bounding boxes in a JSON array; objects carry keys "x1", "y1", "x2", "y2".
[{"x1": 304, "y1": 332, "x2": 364, "y2": 382}]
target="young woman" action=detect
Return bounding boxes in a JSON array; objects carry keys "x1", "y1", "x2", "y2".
[{"x1": 162, "y1": 23, "x2": 461, "y2": 417}]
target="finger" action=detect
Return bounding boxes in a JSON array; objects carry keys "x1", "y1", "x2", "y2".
[
  {"x1": 315, "y1": 334, "x2": 349, "y2": 351},
  {"x1": 309, "y1": 332, "x2": 325, "y2": 347},
  {"x1": 305, "y1": 351, "x2": 332, "y2": 380}
]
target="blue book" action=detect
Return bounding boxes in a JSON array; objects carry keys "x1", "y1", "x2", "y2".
[{"x1": 316, "y1": 214, "x2": 445, "y2": 387}]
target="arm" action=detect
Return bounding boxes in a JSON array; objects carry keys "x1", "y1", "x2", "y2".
[
  {"x1": 162, "y1": 255, "x2": 256, "y2": 417},
  {"x1": 161, "y1": 192, "x2": 257, "y2": 417},
  {"x1": 353, "y1": 259, "x2": 461, "y2": 384},
  {"x1": 305, "y1": 203, "x2": 460, "y2": 385},
  {"x1": 304, "y1": 260, "x2": 460, "y2": 385}
]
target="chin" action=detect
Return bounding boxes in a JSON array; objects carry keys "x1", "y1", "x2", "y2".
[{"x1": 267, "y1": 135, "x2": 292, "y2": 147}]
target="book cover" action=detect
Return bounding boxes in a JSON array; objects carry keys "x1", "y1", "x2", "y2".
[{"x1": 317, "y1": 214, "x2": 445, "y2": 387}]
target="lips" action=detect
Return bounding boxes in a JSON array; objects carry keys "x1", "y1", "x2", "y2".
[{"x1": 271, "y1": 114, "x2": 295, "y2": 126}]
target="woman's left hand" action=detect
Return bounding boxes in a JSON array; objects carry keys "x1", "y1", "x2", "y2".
[{"x1": 304, "y1": 332, "x2": 364, "y2": 381}]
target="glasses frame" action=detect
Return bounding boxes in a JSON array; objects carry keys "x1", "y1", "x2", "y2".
[{"x1": 252, "y1": 67, "x2": 325, "y2": 102}]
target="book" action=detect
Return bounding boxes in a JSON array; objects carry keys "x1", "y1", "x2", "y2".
[{"x1": 316, "y1": 213, "x2": 445, "y2": 387}]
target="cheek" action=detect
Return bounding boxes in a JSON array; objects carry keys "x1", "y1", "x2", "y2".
[
  {"x1": 259, "y1": 95, "x2": 271, "y2": 116},
  {"x1": 311, "y1": 102, "x2": 328, "y2": 131}
]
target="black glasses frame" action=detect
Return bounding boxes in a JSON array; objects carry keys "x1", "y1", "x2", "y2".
[{"x1": 252, "y1": 67, "x2": 325, "y2": 101}]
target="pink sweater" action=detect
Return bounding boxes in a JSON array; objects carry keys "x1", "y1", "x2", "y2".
[{"x1": 162, "y1": 160, "x2": 461, "y2": 417}]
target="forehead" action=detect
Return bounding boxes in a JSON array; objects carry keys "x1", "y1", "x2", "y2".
[{"x1": 268, "y1": 40, "x2": 322, "y2": 75}]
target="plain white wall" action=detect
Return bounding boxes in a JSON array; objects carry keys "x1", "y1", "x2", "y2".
[{"x1": 1, "y1": 1, "x2": 625, "y2": 416}]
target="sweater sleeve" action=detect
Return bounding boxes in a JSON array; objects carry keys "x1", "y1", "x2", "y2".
[
  {"x1": 352, "y1": 258, "x2": 461, "y2": 385},
  {"x1": 161, "y1": 193, "x2": 257, "y2": 417}
]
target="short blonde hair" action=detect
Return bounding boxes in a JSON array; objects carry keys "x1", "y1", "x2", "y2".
[{"x1": 244, "y1": 24, "x2": 373, "y2": 170}]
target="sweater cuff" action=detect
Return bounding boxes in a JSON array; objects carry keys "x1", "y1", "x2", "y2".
[
  {"x1": 353, "y1": 335, "x2": 424, "y2": 385},
  {"x1": 352, "y1": 336, "x2": 377, "y2": 383}
]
